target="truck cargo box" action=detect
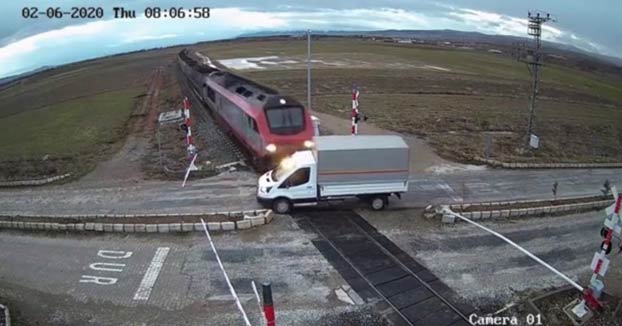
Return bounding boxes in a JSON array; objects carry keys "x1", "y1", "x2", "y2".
[{"x1": 313, "y1": 135, "x2": 410, "y2": 192}]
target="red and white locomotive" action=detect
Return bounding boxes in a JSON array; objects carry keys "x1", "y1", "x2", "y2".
[{"x1": 178, "y1": 49, "x2": 315, "y2": 169}]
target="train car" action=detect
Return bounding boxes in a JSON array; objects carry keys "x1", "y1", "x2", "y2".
[{"x1": 178, "y1": 50, "x2": 315, "y2": 169}]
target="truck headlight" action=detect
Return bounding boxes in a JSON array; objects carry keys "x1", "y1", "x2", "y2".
[
  {"x1": 260, "y1": 186, "x2": 272, "y2": 194},
  {"x1": 266, "y1": 144, "x2": 277, "y2": 153},
  {"x1": 304, "y1": 140, "x2": 314, "y2": 148}
]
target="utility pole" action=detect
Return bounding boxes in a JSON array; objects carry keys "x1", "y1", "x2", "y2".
[
  {"x1": 306, "y1": 29, "x2": 312, "y2": 112},
  {"x1": 524, "y1": 11, "x2": 555, "y2": 148}
]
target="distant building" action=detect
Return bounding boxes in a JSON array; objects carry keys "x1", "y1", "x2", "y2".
[{"x1": 488, "y1": 49, "x2": 503, "y2": 54}]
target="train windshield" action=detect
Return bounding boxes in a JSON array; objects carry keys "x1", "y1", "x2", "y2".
[{"x1": 265, "y1": 106, "x2": 304, "y2": 135}]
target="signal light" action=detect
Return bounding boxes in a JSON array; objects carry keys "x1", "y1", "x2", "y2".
[{"x1": 266, "y1": 144, "x2": 277, "y2": 153}]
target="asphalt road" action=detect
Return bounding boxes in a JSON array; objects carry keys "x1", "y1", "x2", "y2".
[
  {"x1": 0, "y1": 171, "x2": 259, "y2": 216},
  {"x1": 1, "y1": 168, "x2": 620, "y2": 216},
  {"x1": 2, "y1": 208, "x2": 620, "y2": 325},
  {"x1": 0, "y1": 216, "x2": 363, "y2": 326},
  {"x1": 402, "y1": 167, "x2": 622, "y2": 207}
]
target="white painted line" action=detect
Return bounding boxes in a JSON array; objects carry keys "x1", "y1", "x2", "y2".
[
  {"x1": 133, "y1": 247, "x2": 170, "y2": 301},
  {"x1": 200, "y1": 218, "x2": 252, "y2": 326},
  {"x1": 251, "y1": 280, "x2": 267, "y2": 324}
]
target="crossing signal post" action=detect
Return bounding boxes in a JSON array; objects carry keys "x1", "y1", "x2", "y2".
[
  {"x1": 181, "y1": 97, "x2": 198, "y2": 187},
  {"x1": 570, "y1": 186, "x2": 622, "y2": 320},
  {"x1": 182, "y1": 97, "x2": 197, "y2": 157},
  {"x1": 350, "y1": 85, "x2": 367, "y2": 135}
]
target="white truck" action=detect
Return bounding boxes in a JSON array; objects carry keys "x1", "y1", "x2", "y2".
[{"x1": 257, "y1": 135, "x2": 410, "y2": 214}]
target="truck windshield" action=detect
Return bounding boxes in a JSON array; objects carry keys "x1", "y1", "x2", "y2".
[
  {"x1": 271, "y1": 157, "x2": 296, "y2": 182},
  {"x1": 265, "y1": 106, "x2": 304, "y2": 135}
]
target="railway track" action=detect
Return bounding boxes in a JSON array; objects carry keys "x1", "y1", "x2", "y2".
[
  {"x1": 173, "y1": 64, "x2": 247, "y2": 166},
  {"x1": 293, "y1": 210, "x2": 476, "y2": 326}
]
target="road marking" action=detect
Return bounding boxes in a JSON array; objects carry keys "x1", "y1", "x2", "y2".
[
  {"x1": 89, "y1": 262, "x2": 125, "y2": 272},
  {"x1": 200, "y1": 219, "x2": 252, "y2": 326},
  {"x1": 133, "y1": 247, "x2": 170, "y2": 301},
  {"x1": 98, "y1": 250, "x2": 133, "y2": 259},
  {"x1": 80, "y1": 249, "x2": 133, "y2": 286},
  {"x1": 80, "y1": 275, "x2": 118, "y2": 285}
]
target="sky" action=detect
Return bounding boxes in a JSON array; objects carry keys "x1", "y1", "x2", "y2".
[{"x1": 0, "y1": 0, "x2": 620, "y2": 78}]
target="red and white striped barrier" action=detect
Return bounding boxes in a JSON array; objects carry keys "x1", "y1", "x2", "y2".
[
  {"x1": 351, "y1": 86, "x2": 359, "y2": 135},
  {"x1": 183, "y1": 97, "x2": 197, "y2": 156},
  {"x1": 579, "y1": 186, "x2": 621, "y2": 314},
  {"x1": 181, "y1": 97, "x2": 198, "y2": 187}
]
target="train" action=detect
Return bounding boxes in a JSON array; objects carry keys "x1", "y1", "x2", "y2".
[{"x1": 177, "y1": 49, "x2": 315, "y2": 169}]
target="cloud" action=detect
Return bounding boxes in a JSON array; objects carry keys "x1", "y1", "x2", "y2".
[
  {"x1": 0, "y1": 20, "x2": 109, "y2": 63},
  {"x1": 271, "y1": 8, "x2": 429, "y2": 30},
  {"x1": 0, "y1": 5, "x2": 615, "y2": 78},
  {"x1": 121, "y1": 33, "x2": 178, "y2": 43},
  {"x1": 444, "y1": 8, "x2": 609, "y2": 55},
  {"x1": 0, "y1": 7, "x2": 288, "y2": 77}
]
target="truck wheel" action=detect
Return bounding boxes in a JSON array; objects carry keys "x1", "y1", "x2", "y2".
[
  {"x1": 370, "y1": 196, "x2": 386, "y2": 211},
  {"x1": 273, "y1": 198, "x2": 292, "y2": 214}
]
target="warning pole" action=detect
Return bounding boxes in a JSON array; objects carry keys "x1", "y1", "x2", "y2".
[
  {"x1": 181, "y1": 97, "x2": 198, "y2": 187},
  {"x1": 581, "y1": 187, "x2": 622, "y2": 311},
  {"x1": 351, "y1": 86, "x2": 360, "y2": 135},
  {"x1": 183, "y1": 97, "x2": 195, "y2": 155},
  {"x1": 183, "y1": 97, "x2": 191, "y2": 145},
  {"x1": 262, "y1": 283, "x2": 276, "y2": 326}
]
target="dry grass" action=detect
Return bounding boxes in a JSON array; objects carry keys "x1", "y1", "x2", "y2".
[
  {"x1": 0, "y1": 48, "x2": 183, "y2": 178},
  {"x1": 196, "y1": 37, "x2": 622, "y2": 163}
]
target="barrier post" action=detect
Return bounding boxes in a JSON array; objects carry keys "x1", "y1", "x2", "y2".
[
  {"x1": 579, "y1": 186, "x2": 621, "y2": 313},
  {"x1": 262, "y1": 282, "x2": 276, "y2": 326},
  {"x1": 351, "y1": 85, "x2": 359, "y2": 135},
  {"x1": 183, "y1": 97, "x2": 196, "y2": 157}
]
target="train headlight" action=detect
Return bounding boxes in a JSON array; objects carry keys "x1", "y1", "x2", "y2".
[
  {"x1": 280, "y1": 157, "x2": 295, "y2": 170},
  {"x1": 265, "y1": 144, "x2": 277, "y2": 153},
  {"x1": 303, "y1": 140, "x2": 314, "y2": 148}
]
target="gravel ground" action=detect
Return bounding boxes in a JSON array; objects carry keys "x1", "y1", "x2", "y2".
[
  {"x1": 495, "y1": 289, "x2": 622, "y2": 326},
  {"x1": 535, "y1": 290, "x2": 621, "y2": 326},
  {"x1": 314, "y1": 306, "x2": 389, "y2": 326},
  {"x1": 142, "y1": 63, "x2": 244, "y2": 178},
  {"x1": 174, "y1": 64, "x2": 243, "y2": 166},
  {"x1": 359, "y1": 209, "x2": 616, "y2": 310}
]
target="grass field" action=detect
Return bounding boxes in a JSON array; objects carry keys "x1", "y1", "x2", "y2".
[
  {"x1": 1, "y1": 36, "x2": 620, "y2": 180},
  {"x1": 0, "y1": 88, "x2": 144, "y2": 179},
  {"x1": 0, "y1": 48, "x2": 181, "y2": 179},
  {"x1": 0, "y1": 88, "x2": 142, "y2": 159},
  {"x1": 197, "y1": 38, "x2": 622, "y2": 163}
]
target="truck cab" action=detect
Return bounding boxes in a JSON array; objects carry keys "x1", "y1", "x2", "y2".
[{"x1": 257, "y1": 150, "x2": 317, "y2": 213}]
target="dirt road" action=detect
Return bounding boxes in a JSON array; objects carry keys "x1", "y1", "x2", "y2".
[{"x1": 79, "y1": 67, "x2": 163, "y2": 186}]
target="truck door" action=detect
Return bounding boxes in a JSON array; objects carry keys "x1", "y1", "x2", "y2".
[{"x1": 278, "y1": 167, "x2": 316, "y2": 202}]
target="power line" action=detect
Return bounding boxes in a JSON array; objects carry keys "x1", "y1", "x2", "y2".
[{"x1": 524, "y1": 11, "x2": 555, "y2": 148}]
